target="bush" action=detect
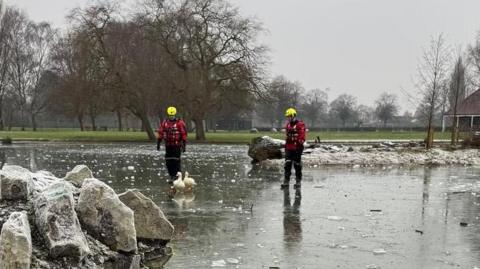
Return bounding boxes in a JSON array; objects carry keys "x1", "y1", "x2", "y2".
[
  {"x1": 462, "y1": 132, "x2": 480, "y2": 148},
  {"x1": 2, "y1": 136, "x2": 12, "y2": 145}
]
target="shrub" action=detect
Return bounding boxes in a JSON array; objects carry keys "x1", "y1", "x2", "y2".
[{"x1": 1, "y1": 136, "x2": 12, "y2": 145}]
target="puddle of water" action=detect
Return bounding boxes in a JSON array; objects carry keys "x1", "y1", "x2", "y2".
[{"x1": 2, "y1": 143, "x2": 480, "y2": 268}]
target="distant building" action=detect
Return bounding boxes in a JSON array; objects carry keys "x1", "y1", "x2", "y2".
[{"x1": 443, "y1": 89, "x2": 480, "y2": 132}]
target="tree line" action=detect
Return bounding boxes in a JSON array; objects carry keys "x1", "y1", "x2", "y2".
[
  {"x1": 0, "y1": 0, "x2": 267, "y2": 140},
  {"x1": 0, "y1": 0, "x2": 479, "y2": 144},
  {"x1": 258, "y1": 75, "x2": 402, "y2": 130}
]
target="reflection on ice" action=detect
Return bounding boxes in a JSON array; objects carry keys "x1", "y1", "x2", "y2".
[{"x1": 283, "y1": 188, "x2": 302, "y2": 249}]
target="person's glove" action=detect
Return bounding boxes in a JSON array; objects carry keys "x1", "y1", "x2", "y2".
[
  {"x1": 298, "y1": 140, "x2": 305, "y2": 150},
  {"x1": 181, "y1": 141, "x2": 186, "y2": 153},
  {"x1": 156, "y1": 139, "x2": 161, "y2": 151}
]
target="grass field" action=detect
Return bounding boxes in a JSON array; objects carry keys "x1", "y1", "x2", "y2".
[{"x1": 0, "y1": 129, "x2": 451, "y2": 144}]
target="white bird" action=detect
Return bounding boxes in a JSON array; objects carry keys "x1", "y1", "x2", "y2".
[
  {"x1": 173, "y1": 172, "x2": 185, "y2": 193},
  {"x1": 183, "y1": 171, "x2": 196, "y2": 192}
]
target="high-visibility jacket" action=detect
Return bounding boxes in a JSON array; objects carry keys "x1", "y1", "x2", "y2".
[
  {"x1": 157, "y1": 118, "x2": 187, "y2": 147},
  {"x1": 285, "y1": 119, "x2": 306, "y2": 151}
]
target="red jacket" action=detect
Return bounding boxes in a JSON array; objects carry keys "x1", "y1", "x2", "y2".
[
  {"x1": 285, "y1": 119, "x2": 306, "y2": 151},
  {"x1": 157, "y1": 118, "x2": 187, "y2": 147}
]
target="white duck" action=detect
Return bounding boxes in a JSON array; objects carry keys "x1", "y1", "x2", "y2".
[
  {"x1": 183, "y1": 171, "x2": 196, "y2": 192},
  {"x1": 173, "y1": 172, "x2": 185, "y2": 193}
]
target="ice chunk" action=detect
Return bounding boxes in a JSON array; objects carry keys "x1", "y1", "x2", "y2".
[
  {"x1": 226, "y1": 258, "x2": 240, "y2": 264},
  {"x1": 327, "y1": 216, "x2": 343, "y2": 221},
  {"x1": 373, "y1": 248, "x2": 387, "y2": 255},
  {"x1": 212, "y1": 259, "x2": 226, "y2": 267}
]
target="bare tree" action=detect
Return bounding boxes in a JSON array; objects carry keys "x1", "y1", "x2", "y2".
[
  {"x1": 67, "y1": 3, "x2": 173, "y2": 138},
  {"x1": 146, "y1": 0, "x2": 268, "y2": 140},
  {"x1": 0, "y1": 2, "x2": 14, "y2": 130},
  {"x1": 49, "y1": 0, "x2": 268, "y2": 138},
  {"x1": 27, "y1": 22, "x2": 56, "y2": 130},
  {"x1": 468, "y1": 32, "x2": 480, "y2": 89},
  {"x1": 355, "y1": 104, "x2": 375, "y2": 128},
  {"x1": 209, "y1": 77, "x2": 256, "y2": 131},
  {"x1": 69, "y1": 5, "x2": 117, "y2": 132},
  {"x1": 270, "y1": 76, "x2": 303, "y2": 125},
  {"x1": 258, "y1": 76, "x2": 303, "y2": 128},
  {"x1": 7, "y1": 8, "x2": 32, "y2": 130},
  {"x1": 330, "y1": 93, "x2": 357, "y2": 127},
  {"x1": 375, "y1": 92, "x2": 398, "y2": 127},
  {"x1": 50, "y1": 33, "x2": 92, "y2": 131},
  {"x1": 301, "y1": 88, "x2": 328, "y2": 128},
  {"x1": 448, "y1": 56, "x2": 466, "y2": 145},
  {"x1": 2, "y1": 92, "x2": 15, "y2": 129},
  {"x1": 2, "y1": 11, "x2": 56, "y2": 131},
  {"x1": 257, "y1": 94, "x2": 277, "y2": 128},
  {"x1": 105, "y1": 20, "x2": 168, "y2": 136},
  {"x1": 415, "y1": 34, "x2": 451, "y2": 149}
]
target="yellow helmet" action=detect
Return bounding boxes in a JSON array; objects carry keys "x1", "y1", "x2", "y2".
[
  {"x1": 167, "y1": 106, "x2": 177, "y2": 116},
  {"x1": 285, "y1": 108, "x2": 297, "y2": 117}
]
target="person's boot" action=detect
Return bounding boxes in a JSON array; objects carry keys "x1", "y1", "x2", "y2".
[
  {"x1": 294, "y1": 178, "x2": 301, "y2": 189},
  {"x1": 281, "y1": 177, "x2": 290, "y2": 189}
]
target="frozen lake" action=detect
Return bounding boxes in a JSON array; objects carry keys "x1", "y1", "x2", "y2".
[{"x1": 1, "y1": 143, "x2": 480, "y2": 269}]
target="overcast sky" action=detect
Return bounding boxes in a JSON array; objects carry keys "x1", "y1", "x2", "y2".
[{"x1": 6, "y1": 0, "x2": 480, "y2": 113}]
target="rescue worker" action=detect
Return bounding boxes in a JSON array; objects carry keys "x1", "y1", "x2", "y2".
[
  {"x1": 156, "y1": 106, "x2": 187, "y2": 185},
  {"x1": 282, "y1": 108, "x2": 306, "y2": 189}
]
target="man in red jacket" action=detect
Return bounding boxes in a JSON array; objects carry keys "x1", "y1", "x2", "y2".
[
  {"x1": 157, "y1": 106, "x2": 187, "y2": 185},
  {"x1": 282, "y1": 108, "x2": 306, "y2": 189}
]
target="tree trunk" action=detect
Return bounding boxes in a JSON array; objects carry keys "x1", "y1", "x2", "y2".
[
  {"x1": 127, "y1": 107, "x2": 155, "y2": 140},
  {"x1": 451, "y1": 87, "x2": 460, "y2": 146},
  {"x1": 193, "y1": 118, "x2": 206, "y2": 140},
  {"x1": 6, "y1": 112, "x2": 12, "y2": 131},
  {"x1": 20, "y1": 109, "x2": 25, "y2": 131},
  {"x1": 450, "y1": 117, "x2": 458, "y2": 146},
  {"x1": 78, "y1": 114, "x2": 84, "y2": 131},
  {"x1": 139, "y1": 112, "x2": 155, "y2": 140},
  {"x1": 426, "y1": 126, "x2": 434, "y2": 149},
  {"x1": 183, "y1": 116, "x2": 191, "y2": 132},
  {"x1": 426, "y1": 119, "x2": 434, "y2": 150},
  {"x1": 0, "y1": 96, "x2": 3, "y2": 131},
  {"x1": 90, "y1": 115, "x2": 97, "y2": 131},
  {"x1": 31, "y1": 114, "x2": 37, "y2": 131},
  {"x1": 116, "y1": 110, "x2": 123, "y2": 131}
]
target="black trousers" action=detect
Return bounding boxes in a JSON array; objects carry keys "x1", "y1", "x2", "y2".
[
  {"x1": 284, "y1": 148, "x2": 303, "y2": 181},
  {"x1": 165, "y1": 146, "x2": 182, "y2": 179}
]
